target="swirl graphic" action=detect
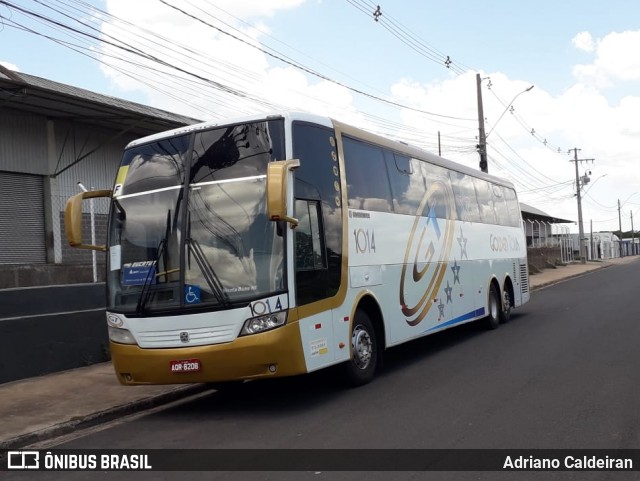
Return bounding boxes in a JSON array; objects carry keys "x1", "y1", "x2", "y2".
[{"x1": 400, "y1": 180, "x2": 456, "y2": 326}]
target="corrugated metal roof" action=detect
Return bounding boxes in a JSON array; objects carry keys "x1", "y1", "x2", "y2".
[
  {"x1": 0, "y1": 65, "x2": 200, "y2": 136},
  {"x1": 520, "y1": 202, "x2": 574, "y2": 224}
]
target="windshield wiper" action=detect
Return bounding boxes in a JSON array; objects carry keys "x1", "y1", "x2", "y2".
[
  {"x1": 135, "y1": 238, "x2": 165, "y2": 314},
  {"x1": 136, "y1": 210, "x2": 176, "y2": 314},
  {"x1": 187, "y1": 237, "x2": 231, "y2": 308}
]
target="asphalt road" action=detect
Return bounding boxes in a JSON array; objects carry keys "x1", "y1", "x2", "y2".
[{"x1": 7, "y1": 261, "x2": 640, "y2": 480}]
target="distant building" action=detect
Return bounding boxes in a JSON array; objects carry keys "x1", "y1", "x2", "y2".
[
  {"x1": 519, "y1": 202, "x2": 573, "y2": 247},
  {"x1": 569, "y1": 232, "x2": 621, "y2": 260}
]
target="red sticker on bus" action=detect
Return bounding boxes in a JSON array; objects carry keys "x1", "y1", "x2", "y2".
[{"x1": 169, "y1": 359, "x2": 202, "y2": 373}]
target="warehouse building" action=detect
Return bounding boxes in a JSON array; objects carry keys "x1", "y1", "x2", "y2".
[{"x1": 0, "y1": 66, "x2": 198, "y2": 288}]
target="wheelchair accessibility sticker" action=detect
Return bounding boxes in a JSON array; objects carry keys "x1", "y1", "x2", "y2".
[{"x1": 184, "y1": 285, "x2": 201, "y2": 304}]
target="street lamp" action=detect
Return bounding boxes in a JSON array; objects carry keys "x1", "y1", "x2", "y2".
[
  {"x1": 476, "y1": 76, "x2": 534, "y2": 173},
  {"x1": 583, "y1": 173, "x2": 607, "y2": 193},
  {"x1": 486, "y1": 85, "x2": 535, "y2": 139}
]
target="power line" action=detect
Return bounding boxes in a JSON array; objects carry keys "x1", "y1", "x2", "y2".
[
  {"x1": 2, "y1": 0, "x2": 587, "y2": 206},
  {"x1": 344, "y1": 0, "x2": 471, "y2": 75},
  {"x1": 157, "y1": 0, "x2": 475, "y2": 121}
]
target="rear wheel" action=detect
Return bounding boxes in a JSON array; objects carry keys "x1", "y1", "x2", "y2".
[
  {"x1": 485, "y1": 283, "x2": 501, "y2": 330},
  {"x1": 500, "y1": 287, "x2": 512, "y2": 323},
  {"x1": 343, "y1": 310, "x2": 378, "y2": 386}
]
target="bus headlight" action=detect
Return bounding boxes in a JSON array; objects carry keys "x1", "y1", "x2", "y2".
[
  {"x1": 108, "y1": 326, "x2": 137, "y2": 345},
  {"x1": 240, "y1": 311, "x2": 287, "y2": 336}
]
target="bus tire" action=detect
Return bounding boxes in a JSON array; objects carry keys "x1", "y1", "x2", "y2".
[
  {"x1": 485, "y1": 283, "x2": 501, "y2": 330},
  {"x1": 343, "y1": 309, "x2": 378, "y2": 387},
  {"x1": 500, "y1": 286, "x2": 512, "y2": 323}
]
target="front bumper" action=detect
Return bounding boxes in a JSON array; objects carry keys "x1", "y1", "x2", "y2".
[{"x1": 110, "y1": 322, "x2": 306, "y2": 385}]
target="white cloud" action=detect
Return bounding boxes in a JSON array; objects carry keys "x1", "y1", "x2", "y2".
[
  {"x1": 99, "y1": 0, "x2": 345, "y2": 120},
  {"x1": 0, "y1": 61, "x2": 19, "y2": 71},
  {"x1": 573, "y1": 30, "x2": 640, "y2": 86},
  {"x1": 382, "y1": 71, "x2": 640, "y2": 231},
  {"x1": 572, "y1": 31, "x2": 594, "y2": 52}
]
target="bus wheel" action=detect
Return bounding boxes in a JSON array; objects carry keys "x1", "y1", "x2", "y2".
[
  {"x1": 343, "y1": 310, "x2": 377, "y2": 386},
  {"x1": 485, "y1": 283, "x2": 501, "y2": 330},
  {"x1": 500, "y1": 288, "x2": 512, "y2": 323}
]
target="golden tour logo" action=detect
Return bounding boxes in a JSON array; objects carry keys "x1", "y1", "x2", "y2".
[
  {"x1": 400, "y1": 181, "x2": 456, "y2": 326},
  {"x1": 489, "y1": 234, "x2": 521, "y2": 252}
]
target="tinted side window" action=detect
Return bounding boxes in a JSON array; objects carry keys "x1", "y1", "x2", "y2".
[
  {"x1": 420, "y1": 161, "x2": 455, "y2": 219},
  {"x1": 504, "y1": 187, "x2": 521, "y2": 227},
  {"x1": 295, "y1": 199, "x2": 326, "y2": 270},
  {"x1": 449, "y1": 171, "x2": 481, "y2": 223},
  {"x1": 473, "y1": 178, "x2": 497, "y2": 224},
  {"x1": 492, "y1": 184, "x2": 510, "y2": 226},
  {"x1": 343, "y1": 137, "x2": 392, "y2": 213},
  {"x1": 292, "y1": 122, "x2": 343, "y2": 305},
  {"x1": 384, "y1": 151, "x2": 421, "y2": 215}
]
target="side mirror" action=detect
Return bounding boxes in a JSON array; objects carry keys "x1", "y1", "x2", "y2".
[
  {"x1": 65, "y1": 189, "x2": 112, "y2": 251},
  {"x1": 266, "y1": 159, "x2": 300, "y2": 228}
]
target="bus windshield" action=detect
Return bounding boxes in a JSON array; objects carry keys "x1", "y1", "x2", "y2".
[{"x1": 107, "y1": 120, "x2": 286, "y2": 314}]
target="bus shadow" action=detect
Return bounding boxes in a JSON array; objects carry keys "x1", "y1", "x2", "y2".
[
  {"x1": 379, "y1": 312, "x2": 527, "y2": 377},
  {"x1": 154, "y1": 312, "x2": 527, "y2": 419},
  {"x1": 156, "y1": 368, "x2": 346, "y2": 419}
]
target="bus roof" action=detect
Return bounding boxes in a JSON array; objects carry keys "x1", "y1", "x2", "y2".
[
  {"x1": 124, "y1": 111, "x2": 331, "y2": 149},
  {"x1": 125, "y1": 111, "x2": 515, "y2": 189}
]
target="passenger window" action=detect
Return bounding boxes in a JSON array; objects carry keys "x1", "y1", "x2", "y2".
[
  {"x1": 384, "y1": 151, "x2": 421, "y2": 215},
  {"x1": 343, "y1": 137, "x2": 393, "y2": 213},
  {"x1": 420, "y1": 161, "x2": 455, "y2": 219},
  {"x1": 504, "y1": 188, "x2": 521, "y2": 227},
  {"x1": 449, "y1": 171, "x2": 481, "y2": 223},
  {"x1": 394, "y1": 153, "x2": 413, "y2": 175},
  {"x1": 473, "y1": 178, "x2": 497, "y2": 224},
  {"x1": 492, "y1": 184, "x2": 510, "y2": 226}
]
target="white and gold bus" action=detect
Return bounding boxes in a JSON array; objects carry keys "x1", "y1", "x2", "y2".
[{"x1": 66, "y1": 112, "x2": 529, "y2": 386}]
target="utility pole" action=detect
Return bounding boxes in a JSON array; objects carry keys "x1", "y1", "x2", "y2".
[
  {"x1": 632, "y1": 211, "x2": 635, "y2": 255},
  {"x1": 476, "y1": 73, "x2": 488, "y2": 173},
  {"x1": 569, "y1": 148, "x2": 594, "y2": 264},
  {"x1": 618, "y1": 199, "x2": 624, "y2": 257},
  {"x1": 475, "y1": 76, "x2": 533, "y2": 174},
  {"x1": 590, "y1": 219, "x2": 593, "y2": 261}
]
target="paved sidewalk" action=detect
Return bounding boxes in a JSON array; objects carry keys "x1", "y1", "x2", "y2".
[
  {"x1": 1, "y1": 255, "x2": 639, "y2": 450},
  {"x1": 528, "y1": 255, "x2": 639, "y2": 289}
]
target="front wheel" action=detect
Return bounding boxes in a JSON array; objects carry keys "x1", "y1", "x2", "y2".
[
  {"x1": 484, "y1": 283, "x2": 501, "y2": 330},
  {"x1": 343, "y1": 310, "x2": 378, "y2": 387}
]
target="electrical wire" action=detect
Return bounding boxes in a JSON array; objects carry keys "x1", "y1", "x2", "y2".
[
  {"x1": 1, "y1": 0, "x2": 588, "y2": 206},
  {"x1": 156, "y1": 0, "x2": 475, "y2": 121}
]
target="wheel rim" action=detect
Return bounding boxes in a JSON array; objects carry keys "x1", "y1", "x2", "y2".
[
  {"x1": 352, "y1": 324, "x2": 373, "y2": 370},
  {"x1": 502, "y1": 290, "x2": 511, "y2": 316}
]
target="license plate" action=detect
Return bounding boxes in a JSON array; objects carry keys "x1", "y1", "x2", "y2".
[{"x1": 170, "y1": 359, "x2": 202, "y2": 373}]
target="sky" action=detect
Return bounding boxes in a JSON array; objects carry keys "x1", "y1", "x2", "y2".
[{"x1": 2, "y1": 0, "x2": 640, "y2": 234}]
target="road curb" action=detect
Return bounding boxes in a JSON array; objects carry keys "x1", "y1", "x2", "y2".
[
  {"x1": 530, "y1": 263, "x2": 612, "y2": 291},
  {"x1": 0, "y1": 384, "x2": 211, "y2": 451}
]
